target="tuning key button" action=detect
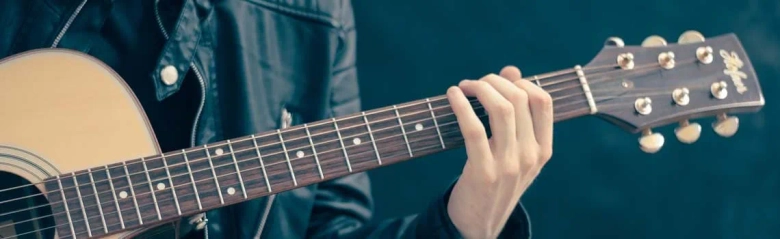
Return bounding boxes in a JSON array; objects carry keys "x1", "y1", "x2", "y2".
[
  {"x1": 617, "y1": 53, "x2": 635, "y2": 69},
  {"x1": 641, "y1": 35, "x2": 668, "y2": 47},
  {"x1": 711, "y1": 81, "x2": 728, "y2": 99},
  {"x1": 634, "y1": 97, "x2": 652, "y2": 115},
  {"x1": 675, "y1": 120, "x2": 702, "y2": 144},
  {"x1": 658, "y1": 51, "x2": 676, "y2": 69},
  {"x1": 678, "y1": 30, "x2": 706, "y2": 44},
  {"x1": 605, "y1": 37, "x2": 625, "y2": 47},
  {"x1": 696, "y1": 46, "x2": 714, "y2": 64},
  {"x1": 639, "y1": 129, "x2": 665, "y2": 153},
  {"x1": 672, "y1": 87, "x2": 690, "y2": 106},
  {"x1": 713, "y1": 113, "x2": 739, "y2": 137}
]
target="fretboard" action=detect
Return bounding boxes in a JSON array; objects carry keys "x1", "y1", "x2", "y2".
[{"x1": 44, "y1": 68, "x2": 593, "y2": 239}]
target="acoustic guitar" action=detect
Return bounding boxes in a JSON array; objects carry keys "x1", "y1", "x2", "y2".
[{"x1": 0, "y1": 31, "x2": 764, "y2": 239}]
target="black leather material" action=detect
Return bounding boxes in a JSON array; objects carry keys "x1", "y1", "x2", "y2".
[{"x1": 0, "y1": 0, "x2": 531, "y2": 238}]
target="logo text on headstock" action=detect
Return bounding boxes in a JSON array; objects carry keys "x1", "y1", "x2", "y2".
[{"x1": 720, "y1": 50, "x2": 748, "y2": 94}]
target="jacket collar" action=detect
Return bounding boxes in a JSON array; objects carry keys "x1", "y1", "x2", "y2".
[
  {"x1": 49, "y1": 0, "x2": 211, "y2": 101},
  {"x1": 151, "y1": 0, "x2": 211, "y2": 101}
]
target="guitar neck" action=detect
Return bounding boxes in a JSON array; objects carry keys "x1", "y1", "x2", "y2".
[{"x1": 44, "y1": 68, "x2": 593, "y2": 238}]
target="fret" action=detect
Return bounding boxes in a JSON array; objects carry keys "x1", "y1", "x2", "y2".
[
  {"x1": 362, "y1": 112, "x2": 382, "y2": 165},
  {"x1": 277, "y1": 129, "x2": 298, "y2": 186},
  {"x1": 426, "y1": 98, "x2": 446, "y2": 149},
  {"x1": 332, "y1": 118, "x2": 353, "y2": 172},
  {"x1": 71, "y1": 170, "x2": 105, "y2": 236},
  {"x1": 251, "y1": 134, "x2": 273, "y2": 192},
  {"x1": 204, "y1": 145, "x2": 226, "y2": 204},
  {"x1": 326, "y1": 112, "x2": 380, "y2": 169},
  {"x1": 227, "y1": 140, "x2": 248, "y2": 198},
  {"x1": 160, "y1": 154, "x2": 181, "y2": 216},
  {"x1": 393, "y1": 105, "x2": 414, "y2": 157},
  {"x1": 104, "y1": 165, "x2": 125, "y2": 229},
  {"x1": 533, "y1": 75, "x2": 541, "y2": 86},
  {"x1": 386, "y1": 100, "x2": 453, "y2": 159},
  {"x1": 56, "y1": 175, "x2": 78, "y2": 239},
  {"x1": 303, "y1": 124, "x2": 324, "y2": 179},
  {"x1": 359, "y1": 107, "x2": 408, "y2": 162},
  {"x1": 121, "y1": 162, "x2": 143, "y2": 225},
  {"x1": 140, "y1": 157, "x2": 162, "y2": 220},
  {"x1": 124, "y1": 158, "x2": 168, "y2": 224},
  {"x1": 275, "y1": 125, "x2": 327, "y2": 188},
  {"x1": 181, "y1": 150, "x2": 202, "y2": 210},
  {"x1": 87, "y1": 168, "x2": 108, "y2": 233},
  {"x1": 71, "y1": 172, "x2": 92, "y2": 237},
  {"x1": 137, "y1": 155, "x2": 181, "y2": 219}
]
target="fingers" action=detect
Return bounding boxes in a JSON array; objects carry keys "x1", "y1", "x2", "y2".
[
  {"x1": 514, "y1": 78, "x2": 554, "y2": 160},
  {"x1": 499, "y1": 65, "x2": 522, "y2": 81},
  {"x1": 457, "y1": 80, "x2": 516, "y2": 155},
  {"x1": 447, "y1": 86, "x2": 493, "y2": 162},
  {"x1": 478, "y1": 74, "x2": 535, "y2": 148}
]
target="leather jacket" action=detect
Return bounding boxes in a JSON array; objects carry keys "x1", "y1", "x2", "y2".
[{"x1": 0, "y1": 0, "x2": 531, "y2": 238}]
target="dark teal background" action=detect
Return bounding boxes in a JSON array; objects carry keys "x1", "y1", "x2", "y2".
[{"x1": 353, "y1": 0, "x2": 779, "y2": 238}]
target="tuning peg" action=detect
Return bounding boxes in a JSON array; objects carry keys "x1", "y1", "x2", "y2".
[
  {"x1": 605, "y1": 37, "x2": 625, "y2": 47},
  {"x1": 674, "y1": 120, "x2": 702, "y2": 144},
  {"x1": 639, "y1": 129, "x2": 665, "y2": 153},
  {"x1": 678, "y1": 30, "x2": 705, "y2": 44},
  {"x1": 712, "y1": 113, "x2": 739, "y2": 137},
  {"x1": 641, "y1": 35, "x2": 667, "y2": 47}
]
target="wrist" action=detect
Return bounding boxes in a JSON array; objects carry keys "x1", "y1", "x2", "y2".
[{"x1": 447, "y1": 180, "x2": 497, "y2": 239}]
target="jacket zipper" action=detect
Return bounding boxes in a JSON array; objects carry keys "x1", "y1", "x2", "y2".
[
  {"x1": 153, "y1": 2, "x2": 275, "y2": 238},
  {"x1": 253, "y1": 195, "x2": 275, "y2": 239},
  {"x1": 153, "y1": 2, "x2": 211, "y2": 238},
  {"x1": 253, "y1": 109, "x2": 292, "y2": 239},
  {"x1": 51, "y1": 0, "x2": 88, "y2": 48},
  {"x1": 152, "y1": 0, "x2": 205, "y2": 151},
  {"x1": 188, "y1": 64, "x2": 207, "y2": 147}
]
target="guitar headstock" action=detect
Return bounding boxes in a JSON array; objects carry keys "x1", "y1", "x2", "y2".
[{"x1": 585, "y1": 31, "x2": 764, "y2": 153}]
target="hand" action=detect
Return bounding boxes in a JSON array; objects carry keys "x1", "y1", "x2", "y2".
[{"x1": 446, "y1": 66, "x2": 553, "y2": 238}]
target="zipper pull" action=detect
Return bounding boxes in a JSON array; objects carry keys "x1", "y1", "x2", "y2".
[
  {"x1": 188, "y1": 213, "x2": 207, "y2": 230},
  {"x1": 281, "y1": 108, "x2": 293, "y2": 129}
]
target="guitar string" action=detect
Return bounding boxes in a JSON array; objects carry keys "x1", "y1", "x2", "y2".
[
  {"x1": 0, "y1": 62, "x2": 676, "y2": 216},
  {"x1": 0, "y1": 82, "x2": 672, "y2": 222},
  {"x1": 0, "y1": 57, "x2": 701, "y2": 219},
  {"x1": 1, "y1": 58, "x2": 708, "y2": 226},
  {"x1": 0, "y1": 63, "x2": 601, "y2": 196},
  {"x1": 3, "y1": 93, "x2": 677, "y2": 239},
  {"x1": 10, "y1": 132, "x2": 469, "y2": 239},
  {"x1": 0, "y1": 85, "x2": 702, "y2": 236},
  {"x1": 0, "y1": 59, "x2": 682, "y2": 198},
  {"x1": 0, "y1": 60, "x2": 649, "y2": 197},
  {"x1": 4, "y1": 74, "x2": 691, "y2": 220},
  {"x1": 0, "y1": 58, "x2": 698, "y2": 208},
  {"x1": 0, "y1": 89, "x2": 598, "y2": 220}
]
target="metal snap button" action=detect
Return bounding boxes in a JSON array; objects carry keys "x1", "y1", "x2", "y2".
[{"x1": 160, "y1": 65, "x2": 178, "y2": 86}]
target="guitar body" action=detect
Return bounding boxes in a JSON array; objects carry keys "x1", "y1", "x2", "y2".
[{"x1": 0, "y1": 49, "x2": 161, "y2": 238}]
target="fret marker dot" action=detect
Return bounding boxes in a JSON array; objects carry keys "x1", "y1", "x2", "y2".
[
  {"x1": 353, "y1": 137, "x2": 361, "y2": 145},
  {"x1": 119, "y1": 191, "x2": 128, "y2": 199},
  {"x1": 156, "y1": 183, "x2": 166, "y2": 190},
  {"x1": 215, "y1": 148, "x2": 224, "y2": 156},
  {"x1": 415, "y1": 123, "x2": 424, "y2": 131},
  {"x1": 227, "y1": 187, "x2": 236, "y2": 195},
  {"x1": 296, "y1": 150, "x2": 305, "y2": 158}
]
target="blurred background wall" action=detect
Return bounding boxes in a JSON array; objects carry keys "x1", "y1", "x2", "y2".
[{"x1": 352, "y1": 0, "x2": 780, "y2": 238}]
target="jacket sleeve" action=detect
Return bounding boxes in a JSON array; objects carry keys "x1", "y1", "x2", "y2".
[{"x1": 304, "y1": 1, "x2": 532, "y2": 238}]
